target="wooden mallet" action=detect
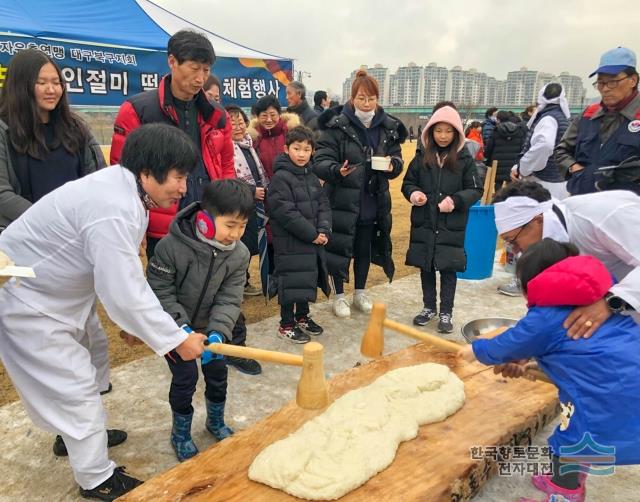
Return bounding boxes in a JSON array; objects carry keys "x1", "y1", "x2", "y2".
[
  {"x1": 205, "y1": 341, "x2": 330, "y2": 410},
  {"x1": 361, "y1": 303, "x2": 552, "y2": 384}
]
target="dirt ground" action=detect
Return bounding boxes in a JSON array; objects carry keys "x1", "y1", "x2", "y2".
[{"x1": 0, "y1": 142, "x2": 426, "y2": 406}]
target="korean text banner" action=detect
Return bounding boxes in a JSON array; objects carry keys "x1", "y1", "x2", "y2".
[{"x1": 0, "y1": 36, "x2": 292, "y2": 107}]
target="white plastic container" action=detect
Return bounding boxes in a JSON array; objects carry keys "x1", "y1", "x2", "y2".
[{"x1": 371, "y1": 156, "x2": 390, "y2": 171}]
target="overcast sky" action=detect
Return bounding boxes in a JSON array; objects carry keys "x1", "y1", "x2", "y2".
[{"x1": 154, "y1": 0, "x2": 639, "y2": 99}]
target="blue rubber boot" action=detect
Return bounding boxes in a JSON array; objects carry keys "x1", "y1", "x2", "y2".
[
  {"x1": 170, "y1": 410, "x2": 198, "y2": 462},
  {"x1": 205, "y1": 398, "x2": 234, "y2": 441}
]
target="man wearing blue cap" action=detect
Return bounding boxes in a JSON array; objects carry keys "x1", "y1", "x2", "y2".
[{"x1": 556, "y1": 46, "x2": 640, "y2": 195}]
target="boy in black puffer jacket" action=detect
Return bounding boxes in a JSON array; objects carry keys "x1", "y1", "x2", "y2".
[{"x1": 267, "y1": 126, "x2": 332, "y2": 343}]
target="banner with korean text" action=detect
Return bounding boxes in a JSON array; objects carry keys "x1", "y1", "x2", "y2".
[{"x1": 0, "y1": 35, "x2": 293, "y2": 107}]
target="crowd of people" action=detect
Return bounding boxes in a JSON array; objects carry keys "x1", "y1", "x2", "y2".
[{"x1": 0, "y1": 27, "x2": 638, "y2": 501}]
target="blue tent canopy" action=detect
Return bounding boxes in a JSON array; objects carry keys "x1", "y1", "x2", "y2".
[
  {"x1": 0, "y1": 0, "x2": 171, "y2": 50},
  {"x1": 0, "y1": 0, "x2": 293, "y2": 106}
]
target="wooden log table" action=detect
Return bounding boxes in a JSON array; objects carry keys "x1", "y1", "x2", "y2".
[{"x1": 120, "y1": 344, "x2": 559, "y2": 502}]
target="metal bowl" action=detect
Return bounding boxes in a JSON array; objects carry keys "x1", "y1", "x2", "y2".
[{"x1": 460, "y1": 318, "x2": 519, "y2": 344}]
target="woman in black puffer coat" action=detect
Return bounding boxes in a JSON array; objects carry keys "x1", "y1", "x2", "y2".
[
  {"x1": 314, "y1": 69, "x2": 407, "y2": 319},
  {"x1": 402, "y1": 105, "x2": 482, "y2": 333}
]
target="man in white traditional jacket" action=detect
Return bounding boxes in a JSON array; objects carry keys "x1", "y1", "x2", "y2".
[
  {"x1": 0, "y1": 124, "x2": 208, "y2": 500},
  {"x1": 493, "y1": 180, "x2": 640, "y2": 341}
]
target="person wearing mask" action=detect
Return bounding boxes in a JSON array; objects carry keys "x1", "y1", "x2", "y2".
[
  {"x1": 0, "y1": 48, "x2": 117, "y2": 457},
  {"x1": 315, "y1": 69, "x2": 407, "y2": 318},
  {"x1": 110, "y1": 30, "x2": 235, "y2": 260},
  {"x1": 556, "y1": 47, "x2": 640, "y2": 195}
]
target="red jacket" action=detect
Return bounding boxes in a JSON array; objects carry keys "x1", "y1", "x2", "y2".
[
  {"x1": 110, "y1": 74, "x2": 235, "y2": 238},
  {"x1": 526, "y1": 255, "x2": 612, "y2": 308},
  {"x1": 465, "y1": 128, "x2": 485, "y2": 161},
  {"x1": 254, "y1": 118, "x2": 288, "y2": 180}
]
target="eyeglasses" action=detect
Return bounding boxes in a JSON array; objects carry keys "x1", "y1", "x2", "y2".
[
  {"x1": 354, "y1": 95, "x2": 377, "y2": 104},
  {"x1": 503, "y1": 221, "x2": 529, "y2": 247},
  {"x1": 592, "y1": 76, "x2": 630, "y2": 90}
]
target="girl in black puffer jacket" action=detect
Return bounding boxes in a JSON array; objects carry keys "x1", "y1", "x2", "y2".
[
  {"x1": 402, "y1": 105, "x2": 482, "y2": 333},
  {"x1": 314, "y1": 69, "x2": 407, "y2": 319},
  {"x1": 267, "y1": 127, "x2": 332, "y2": 343}
]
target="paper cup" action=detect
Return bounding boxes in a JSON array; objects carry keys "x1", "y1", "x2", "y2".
[{"x1": 371, "y1": 156, "x2": 390, "y2": 171}]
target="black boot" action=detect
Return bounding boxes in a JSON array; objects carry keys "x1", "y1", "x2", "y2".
[
  {"x1": 79, "y1": 466, "x2": 142, "y2": 501},
  {"x1": 226, "y1": 356, "x2": 262, "y2": 375},
  {"x1": 205, "y1": 398, "x2": 234, "y2": 440},
  {"x1": 53, "y1": 429, "x2": 127, "y2": 457},
  {"x1": 171, "y1": 410, "x2": 198, "y2": 462}
]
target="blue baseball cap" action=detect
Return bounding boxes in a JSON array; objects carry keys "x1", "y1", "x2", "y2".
[{"x1": 589, "y1": 47, "x2": 637, "y2": 77}]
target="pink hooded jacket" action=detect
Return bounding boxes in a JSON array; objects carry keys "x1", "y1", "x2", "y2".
[{"x1": 421, "y1": 106, "x2": 465, "y2": 152}]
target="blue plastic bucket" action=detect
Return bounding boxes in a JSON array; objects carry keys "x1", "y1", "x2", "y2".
[{"x1": 457, "y1": 203, "x2": 497, "y2": 280}]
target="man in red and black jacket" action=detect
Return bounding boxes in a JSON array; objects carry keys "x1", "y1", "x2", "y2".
[{"x1": 110, "y1": 30, "x2": 235, "y2": 258}]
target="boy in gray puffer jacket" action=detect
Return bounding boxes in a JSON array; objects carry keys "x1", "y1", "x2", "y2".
[{"x1": 147, "y1": 179, "x2": 252, "y2": 462}]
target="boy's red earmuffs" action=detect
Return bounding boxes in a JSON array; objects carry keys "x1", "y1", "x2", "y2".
[{"x1": 195, "y1": 210, "x2": 216, "y2": 240}]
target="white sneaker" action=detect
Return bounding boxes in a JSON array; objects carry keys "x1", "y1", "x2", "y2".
[
  {"x1": 352, "y1": 293, "x2": 372, "y2": 313},
  {"x1": 332, "y1": 297, "x2": 351, "y2": 318}
]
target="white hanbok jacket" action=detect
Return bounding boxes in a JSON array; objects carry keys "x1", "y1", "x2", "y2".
[
  {"x1": 557, "y1": 190, "x2": 640, "y2": 322},
  {"x1": 0, "y1": 165, "x2": 186, "y2": 355}
]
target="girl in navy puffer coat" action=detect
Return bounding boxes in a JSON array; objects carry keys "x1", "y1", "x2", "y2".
[{"x1": 459, "y1": 238, "x2": 640, "y2": 502}]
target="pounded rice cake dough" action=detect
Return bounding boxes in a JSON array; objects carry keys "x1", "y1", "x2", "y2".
[{"x1": 248, "y1": 363, "x2": 465, "y2": 500}]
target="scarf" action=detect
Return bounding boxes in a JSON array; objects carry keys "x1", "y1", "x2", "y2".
[{"x1": 232, "y1": 134, "x2": 269, "y2": 187}]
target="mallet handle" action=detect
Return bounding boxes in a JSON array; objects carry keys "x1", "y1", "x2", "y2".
[
  {"x1": 383, "y1": 318, "x2": 553, "y2": 384},
  {"x1": 383, "y1": 318, "x2": 463, "y2": 352},
  {"x1": 206, "y1": 343, "x2": 303, "y2": 367}
]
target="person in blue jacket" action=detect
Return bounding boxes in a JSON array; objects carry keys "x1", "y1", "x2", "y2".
[{"x1": 459, "y1": 238, "x2": 640, "y2": 502}]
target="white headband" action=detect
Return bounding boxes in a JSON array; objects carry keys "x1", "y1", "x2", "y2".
[{"x1": 494, "y1": 196, "x2": 552, "y2": 234}]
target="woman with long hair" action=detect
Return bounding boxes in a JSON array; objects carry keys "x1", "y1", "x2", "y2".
[{"x1": 0, "y1": 49, "x2": 105, "y2": 226}]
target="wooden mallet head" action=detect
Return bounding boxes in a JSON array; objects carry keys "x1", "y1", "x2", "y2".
[
  {"x1": 360, "y1": 303, "x2": 386, "y2": 358},
  {"x1": 296, "y1": 342, "x2": 329, "y2": 410},
  {"x1": 204, "y1": 341, "x2": 329, "y2": 410}
]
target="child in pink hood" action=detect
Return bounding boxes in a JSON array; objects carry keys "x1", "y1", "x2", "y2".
[
  {"x1": 401, "y1": 104, "x2": 482, "y2": 333},
  {"x1": 459, "y1": 238, "x2": 640, "y2": 502}
]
